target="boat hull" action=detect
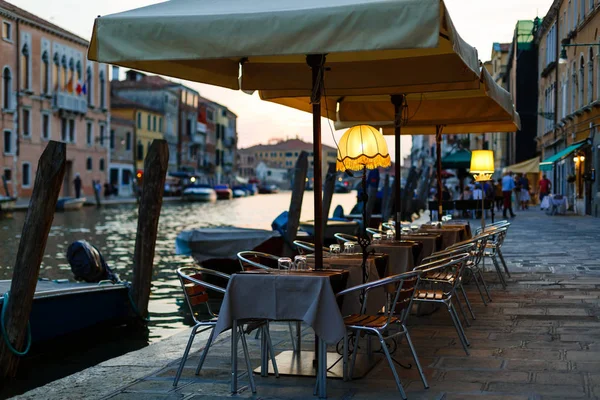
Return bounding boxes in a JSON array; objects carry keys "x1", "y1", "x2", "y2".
[
  {"x1": 56, "y1": 197, "x2": 86, "y2": 211},
  {"x1": 215, "y1": 189, "x2": 233, "y2": 200},
  {"x1": 0, "y1": 197, "x2": 16, "y2": 215},
  {"x1": 183, "y1": 192, "x2": 217, "y2": 202},
  {"x1": 0, "y1": 280, "x2": 131, "y2": 343}
]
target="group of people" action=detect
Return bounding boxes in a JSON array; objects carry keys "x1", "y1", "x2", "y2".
[{"x1": 432, "y1": 171, "x2": 554, "y2": 220}]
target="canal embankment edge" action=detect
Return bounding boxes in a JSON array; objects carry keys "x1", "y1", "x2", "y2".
[
  {"x1": 12, "y1": 327, "x2": 227, "y2": 400},
  {"x1": 13, "y1": 196, "x2": 185, "y2": 211}
]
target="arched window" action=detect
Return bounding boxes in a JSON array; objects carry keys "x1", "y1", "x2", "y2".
[
  {"x1": 52, "y1": 53, "x2": 60, "y2": 92},
  {"x1": 579, "y1": 55, "x2": 585, "y2": 107},
  {"x1": 2, "y1": 67, "x2": 11, "y2": 110},
  {"x1": 99, "y1": 70, "x2": 106, "y2": 109},
  {"x1": 86, "y1": 157, "x2": 93, "y2": 171},
  {"x1": 86, "y1": 66, "x2": 92, "y2": 105},
  {"x1": 99, "y1": 158, "x2": 105, "y2": 171},
  {"x1": 20, "y1": 43, "x2": 29, "y2": 90},
  {"x1": 41, "y1": 51, "x2": 49, "y2": 94},
  {"x1": 137, "y1": 141, "x2": 144, "y2": 161},
  {"x1": 572, "y1": 62, "x2": 578, "y2": 111},
  {"x1": 588, "y1": 48, "x2": 594, "y2": 104},
  {"x1": 61, "y1": 55, "x2": 67, "y2": 91}
]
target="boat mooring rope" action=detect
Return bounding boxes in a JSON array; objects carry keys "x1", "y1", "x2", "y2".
[
  {"x1": 0, "y1": 292, "x2": 32, "y2": 356},
  {"x1": 120, "y1": 282, "x2": 151, "y2": 323}
]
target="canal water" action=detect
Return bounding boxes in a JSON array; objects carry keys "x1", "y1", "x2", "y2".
[{"x1": 0, "y1": 191, "x2": 358, "y2": 342}]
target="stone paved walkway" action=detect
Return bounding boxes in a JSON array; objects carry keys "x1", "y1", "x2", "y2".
[{"x1": 16, "y1": 209, "x2": 600, "y2": 400}]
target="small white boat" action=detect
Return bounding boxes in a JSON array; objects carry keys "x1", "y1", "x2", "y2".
[
  {"x1": 232, "y1": 189, "x2": 246, "y2": 198},
  {"x1": 182, "y1": 185, "x2": 217, "y2": 202},
  {"x1": 56, "y1": 197, "x2": 86, "y2": 211},
  {"x1": 0, "y1": 196, "x2": 16, "y2": 214}
]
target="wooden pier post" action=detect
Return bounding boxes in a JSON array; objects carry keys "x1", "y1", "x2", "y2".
[
  {"x1": 131, "y1": 140, "x2": 169, "y2": 320},
  {"x1": 284, "y1": 151, "x2": 308, "y2": 255},
  {"x1": 321, "y1": 163, "x2": 336, "y2": 234},
  {"x1": 0, "y1": 141, "x2": 66, "y2": 378}
]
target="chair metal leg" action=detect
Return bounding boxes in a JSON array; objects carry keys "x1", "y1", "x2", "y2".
[
  {"x1": 471, "y1": 268, "x2": 487, "y2": 306},
  {"x1": 377, "y1": 333, "x2": 407, "y2": 400},
  {"x1": 498, "y1": 248, "x2": 511, "y2": 278},
  {"x1": 195, "y1": 328, "x2": 214, "y2": 375},
  {"x1": 349, "y1": 330, "x2": 360, "y2": 380},
  {"x1": 478, "y1": 269, "x2": 493, "y2": 302},
  {"x1": 460, "y1": 284, "x2": 476, "y2": 320},
  {"x1": 231, "y1": 320, "x2": 238, "y2": 394},
  {"x1": 239, "y1": 325, "x2": 257, "y2": 394},
  {"x1": 174, "y1": 328, "x2": 197, "y2": 387},
  {"x1": 254, "y1": 327, "x2": 261, "y2": 340},
  {"x1": 264, "y1": 323, "x2": 280, "y2": 378},
  {"x1": 454, "y1": 295, "x2": 471, "y2": 327},
  {"x1": 404, "y1": 326, "x2": 428, "y2": 389},
  {"x1": 448, "y1": 304, "x2": 470, "y2": 355},
  {"x1": 343, "y1": 331, "x2": 349, "y2": 381},
  {"x1": 288, "y1": 322, "x2": 297, "y2": 352},
  {"x1": 492, "y1": 255, "x2": 507, "y2": 289}
]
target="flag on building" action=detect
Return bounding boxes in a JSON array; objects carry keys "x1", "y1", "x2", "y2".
[
  {"x1": 81, "y1": 82, "x2": 87, "y2": 95},
  {"x1": 66, "y1": 76, "x2": 74, "y2": 93},
  {"x1": 76, "y1": 81, "x2": 82, "y2": 95}
]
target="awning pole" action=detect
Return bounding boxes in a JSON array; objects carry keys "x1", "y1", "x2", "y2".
[
  {"x1": 436, "y1": 125, "x2": 444, "y2": 222},
  {"x1": 307, "y1": 54, "x2": 326, "y2": 270},
  {"x1": 391, "y1": 94, "x2": 404, "y2": 240}
]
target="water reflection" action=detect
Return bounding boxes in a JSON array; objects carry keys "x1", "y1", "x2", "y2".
[{"x1": 0, "y1": 192, "x2": 357, "y2": 342}]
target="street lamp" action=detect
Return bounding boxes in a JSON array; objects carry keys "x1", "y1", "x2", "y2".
[
  {"x1": 469, "y1": 150, "x2": 495, "y2": 229},
  {"x1": 560, "y1": 43, "x2": 600, "y2": 64}
]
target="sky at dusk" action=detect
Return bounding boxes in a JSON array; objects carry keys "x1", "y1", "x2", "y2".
[{"x1": 11, "y1": 0, "x2": 554, "y2": 164}]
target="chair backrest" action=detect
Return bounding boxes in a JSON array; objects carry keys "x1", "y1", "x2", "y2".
[
  {"x1": 334, "y1": 233, "x2": 358, "y2": 245},
  {"x1": 293, "y1": 240, "x2": 330, "y2": 255},
  {"x1": 382, "y1": 222, "x2": 395, "y2": 231},
  {"x1": 336, "y1": 270, "x2": 421, "y2": 328},
  {"x1": 177, "y1": 266, "x2": 229, "y2": 322},
  {"x1": 422, "y1": 242, "x2": 476, "y2": 264},
  {"x1": 474, "y1": 220, "x2": 510, "y2": 236},
  {"x1": 414, "y1": 253, "x2": 471, "y2": 293},
  {"x1": 237, "y1": 251, "x2": 280, "y2": 270},
  {"x1": 366, "y1": 228, "x2": 385, "y2": 237},
  {"x1": 449, "y1": 234, "x2": 489, "y2": 267}
]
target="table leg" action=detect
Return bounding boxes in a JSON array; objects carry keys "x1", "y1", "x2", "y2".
[
  {"x1": 231, "y1": 320, "x2": 238, "y2": 394},
  {"x1": 296, "y1": 321, "x2": 302, "y2": 355},
  {"x1": 261, "y1": 324, "x2": 268, "y2": 376},
  {"x1": 318, "y1": 337, "x2": 327, "y2": 398}
]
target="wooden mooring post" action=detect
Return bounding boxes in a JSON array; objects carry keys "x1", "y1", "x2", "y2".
[
  {"x1": 321, "y1": 163, "x2": 336, "y2": 234},
  {"x1": 131, "y1": 140, "x2": 169, "y2": 320},
  {"x1": 284, "y1": 151, "x2": 308, "y2": 255},
  {"x1": 0, "y1": 141, "x2": 66, "y2": 379}
]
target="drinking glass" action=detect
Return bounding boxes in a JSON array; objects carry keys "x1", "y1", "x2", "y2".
[
  {"x1": 278, "y1": 257, "x2": 293, "y2": 273},
  {"x1": 386, "y1": 230, "x2": 395, "y2": 241},
  {"x1": 294, "y1": 255, "x2": 307, "y2": 271},
  {"x1": 372, "y1": 233, "x2": 382, "y2": 244},
  {"x1": 344, "y1": 242, "x2": 355, "y2": 254},
  {"x1": 330, "y1": 244, "x2": 341, "y2": 256},
  {"x1": 410, "y1": 225, "x2": 419, "y2": 232}
]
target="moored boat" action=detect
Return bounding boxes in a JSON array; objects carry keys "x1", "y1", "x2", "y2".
[
  {"x1": 182, "y1": 184, "x2": 217, "y2": 202},
  {"x1": 0, "y1": 279, "x2": 131, "y2": 344},
  {"x1": 56, "y1": 197, "x2": 86, "y2": 211},
  {"x1": 231, "y1": 186, "x2": 248, "y2": 198},
  {"x1": 0, "y1": 196, "x2": 16, "y2": 216},
  {"x1": 258, "y1": 184, "x2": 279, "y2": 194},
  {"x1": 214, "y1": 184, "x2": 233, "y2": 200}
]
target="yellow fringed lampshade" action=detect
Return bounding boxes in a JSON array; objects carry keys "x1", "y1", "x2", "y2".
[
  {"x1": 470, "y1": 150, "x2": 495, "y2": 181},
  {"x1": 336, "y1": 125, "x2": 391, "y2": 172}
]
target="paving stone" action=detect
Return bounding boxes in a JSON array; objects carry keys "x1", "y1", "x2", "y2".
[
  {"x1": 565, "y1": 351, "x2": 600, "y2": 361},
  {"x1": 534, "y1": 372, "x2": 585, "y2": 385},
  {"x1": 442, "y1": 370, "x2": 529, "y2": 383},
  {"x1": 546, "y1": 308, "x2": 590, "y2": 316},
  {"x1": 503, "y1": 359, "x2": 569, "y2": 372},
  {"x1": 486, "y1": 382, "x2": 586, "y2": 397},
  {"x1": 436, "y1": 357, "x2": 504, "y2": 370},
  {"x1": 444, "y1": 394, "x2": 530, "y2": 400},
  {"x1": 497, "y1": 349, "x2": 562, "y2": 361}
]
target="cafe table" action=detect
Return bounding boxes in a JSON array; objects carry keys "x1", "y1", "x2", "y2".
[
  {"x1": 399, "y1": 233, "x2": 441, "y2": 261},
  {"x1": 306, "y1": 253, "x2": 388, "y2": 315},
  {"x1": 368, "y1": 241, "x2": 416, "y2": 275},
  {"x1": 213, "y1": 269, "x2": 350, "y2": 398},
  {"x1": 418, "y1": 226, "x2": 463, "y2": 249}
]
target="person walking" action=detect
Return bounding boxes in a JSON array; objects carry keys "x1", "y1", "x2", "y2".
[
  {"x1": 502, "y1": 171, "x2": 516, "y2": 218},
  {"x1": 494, "y1": 178, "x2": 503, "y2": 212},
  {"x1": 539, "y1": 174, "x2": 552, "y2": 202},
  {"x1": 519, "y1": 174, "x2": 530, "y2": 210},
  {"x1": 73, "y1": 174, "x2": 82, "y2": 198}
]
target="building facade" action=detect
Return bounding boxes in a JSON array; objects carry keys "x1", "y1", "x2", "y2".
[
  {"x1": 108, "y1": 116, "x2": 135, "y2": 197},
  {"x1": 0, "y1": 0, "x2": 109, "y2": 198},
  {"x1": 536, "y1": 0, "x2": 600, "y2": 216},
  {"x1": 237, "y1": 138, "x2": 338, "y2": 184}
]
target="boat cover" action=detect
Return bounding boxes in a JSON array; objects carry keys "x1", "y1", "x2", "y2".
[{"x1": 176, "y1": 227, "x2": 279, "y2": 262}]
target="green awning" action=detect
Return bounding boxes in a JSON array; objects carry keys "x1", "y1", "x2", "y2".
[
  {"x1": 441, "y1": 149, "x2": 471, "y2": 169},
  {"x1": 539, "y1": 141, "x2": 587, "y2": 171}
]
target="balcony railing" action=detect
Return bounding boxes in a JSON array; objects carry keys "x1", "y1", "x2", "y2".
[{"x1": 53, "y1": 92, "x2": 87, "y2": 114}]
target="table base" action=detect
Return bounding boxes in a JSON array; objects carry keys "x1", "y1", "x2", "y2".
[{"x1": 255, "y1": 350, "x2": 382, "y2": 379}]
